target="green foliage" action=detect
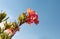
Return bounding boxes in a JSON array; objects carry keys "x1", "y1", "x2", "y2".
[
  {"x1": 18, "y1": 15, "x2": 22, "y2": 25},
  {"x1": 12, "y1": 21, "x2": 17, "y2": 30},
  {"x1": 0, "y1": 27, "x2": 4, "y2": 33},
  {"x1": 0, "y1": 33, "x2": 11, "y2": 39},
  {"x1": 18, "y1": 13, "x2": 27, "y2": 26},
  {"x1": 4, "y1": 21, "x2": 11, "y2": 29},
  {"x1": 0, "y1": 12, "x2": 7, "y2": 23},
  {"x1": 0, "y1": 27, "x2": 1, "y2": 33}
]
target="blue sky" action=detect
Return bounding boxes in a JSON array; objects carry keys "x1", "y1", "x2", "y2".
[{"x1": 0, "y1": 0, "x2": 60, "y2": 39}]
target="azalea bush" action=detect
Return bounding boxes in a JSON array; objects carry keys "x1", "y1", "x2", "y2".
[{"x1": 0, "y1": 8, "x2": 39, "y2": 39}]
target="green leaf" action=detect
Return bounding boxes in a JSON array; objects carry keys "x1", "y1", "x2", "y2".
[
  {"x1": 0, "y1": 33, "x2": 11, "y2": 39},
  {"x1": 12, "y1": 21, "x2": 17, "y2": 30},
  {"x1": 18, "y1": 13, "x2": 27, "y2": 26},
  {"x1": 4, "y1": 21, "x2": 11, "y2": 29},
  {"x1": 0, "y1": 12, "x2": 7, "y2": 23}
]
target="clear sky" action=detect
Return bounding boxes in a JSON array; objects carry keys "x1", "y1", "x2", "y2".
[{"x1": 0, "y1": 0, "x2": 60, "y2": 39}]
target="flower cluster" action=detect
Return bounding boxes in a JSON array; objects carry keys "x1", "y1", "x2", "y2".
[{"x1": 26, "y1": 8, "x2": 39, "y2": 24}]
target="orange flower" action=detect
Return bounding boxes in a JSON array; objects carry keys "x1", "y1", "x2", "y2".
[
  {"x1": 26, "y1": 8, "x2": 39, "y2": 24},
  {"x1": 27, "y1": 8, "x2": 33, "y2": 14}
]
